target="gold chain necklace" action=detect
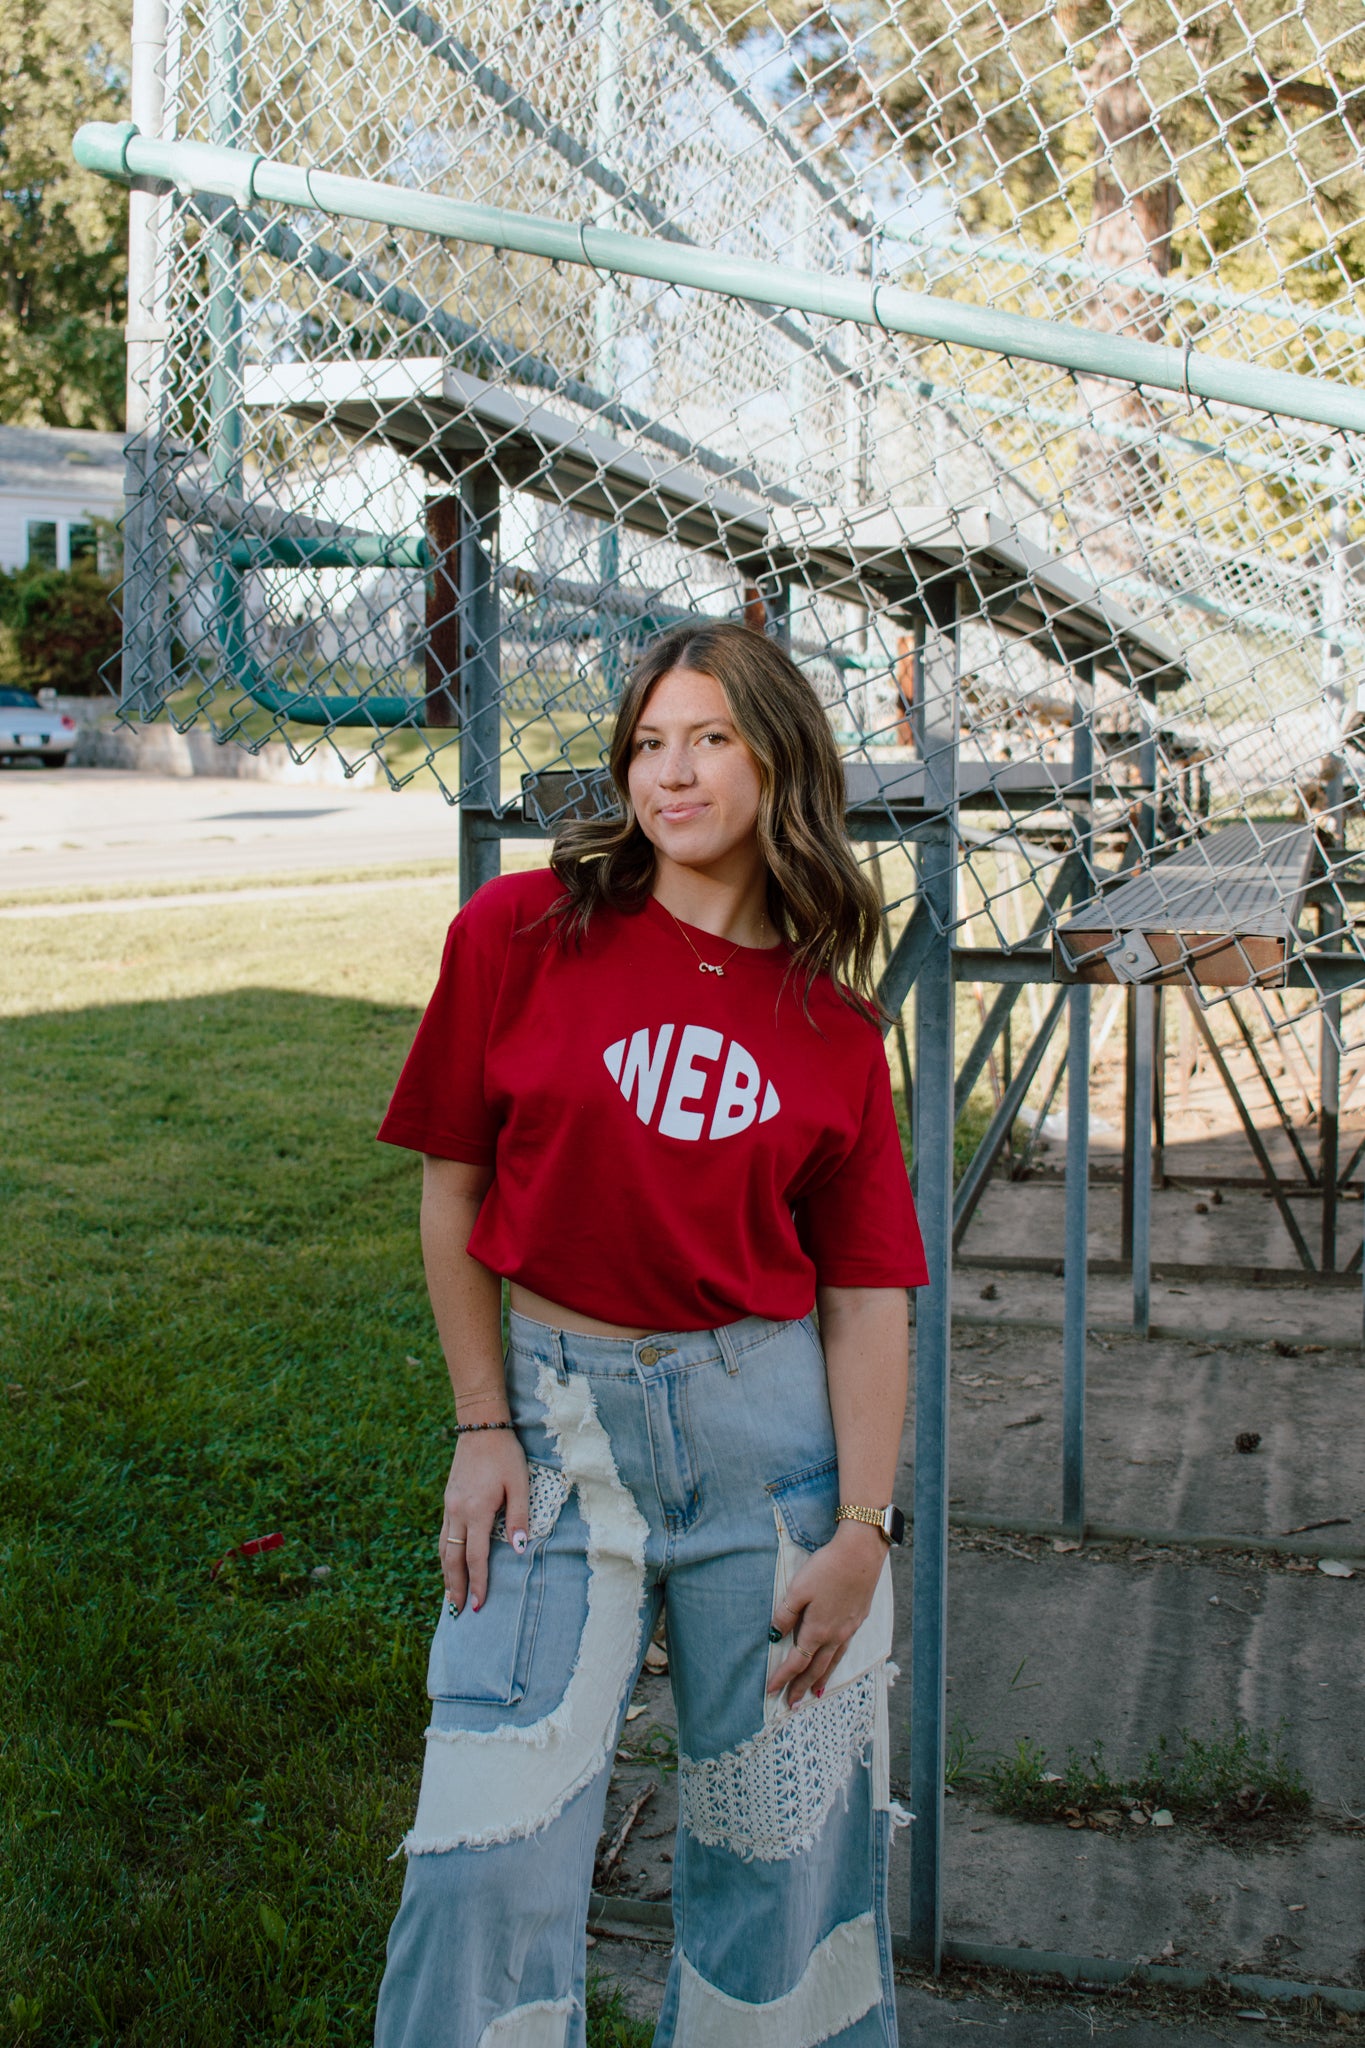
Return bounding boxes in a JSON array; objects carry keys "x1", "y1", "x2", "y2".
[{"x1": 660, "y1": 902, "x2": 764, "y2": 978}]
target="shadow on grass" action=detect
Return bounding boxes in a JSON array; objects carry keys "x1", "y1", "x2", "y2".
[{"x1": 1, "y1": 988, "x2": 459, "y2": 2047}]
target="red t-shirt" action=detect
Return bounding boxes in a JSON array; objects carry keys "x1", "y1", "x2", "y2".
[{"x1": 378, "y1": 867, "x2": 927, "y2": 1330}]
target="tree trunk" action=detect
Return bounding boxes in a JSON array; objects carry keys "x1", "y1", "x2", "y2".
[{"x1": 1071, "y1": 29, "x2": 1177, "y2": 582}]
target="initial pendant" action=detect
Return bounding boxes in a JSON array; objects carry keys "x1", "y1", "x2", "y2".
[{"x1": 700, "y1": 962, "x2": 725, "y2": 976}]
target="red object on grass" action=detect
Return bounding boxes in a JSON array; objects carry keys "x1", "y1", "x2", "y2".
[{"x1": 210, "y1": 1531, "x2": 284, "y2": 1579}]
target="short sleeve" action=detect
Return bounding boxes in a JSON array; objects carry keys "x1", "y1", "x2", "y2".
[
  {"x1": 794, "y1": 1044, "x2": 928, "y2": 1288},
  {"x1": 376, "y1": 887, "x2": 510, "y2": 1165}
]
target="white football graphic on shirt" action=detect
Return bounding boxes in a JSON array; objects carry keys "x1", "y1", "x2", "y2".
[{"x1": 603, "y1": 1025, "x2": 780, "y2": 1141}]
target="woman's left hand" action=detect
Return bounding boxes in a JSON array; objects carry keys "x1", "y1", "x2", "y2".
[{"x1": 766, "y1": 1521, "x2": 888, "y2": 1707}]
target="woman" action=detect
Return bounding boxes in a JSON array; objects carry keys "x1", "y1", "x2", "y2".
[{"x1": 373, "y1": 620, "x2": 926, "y2": 2047}]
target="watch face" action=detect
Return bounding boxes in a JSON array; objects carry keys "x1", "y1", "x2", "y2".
[{"x1": 886, "y1": 1505, "x2": 906, "y2": 1546}]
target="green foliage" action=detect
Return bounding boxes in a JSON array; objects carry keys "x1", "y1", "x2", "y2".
[
  {"x1": 0, "y1": 560, "x2": 122, "y2": 694},
  {"x1": 586, "y1": 1977, "x2": 656, "y2": 2048},
  {"x1": 0, "y1": 0, "x2": 130, "y2": 428},
  {"x1": 710, "y1": 1, "x2": 1365, "y2": 297},
  {"x1": 1, "y1": 877, "x2": 671, "y2": 2044},
  {"x1": 1137, "y1": 1722, "x2": 1312, "y2": 1819},
  {"x1": 0, "y1": 920, "x2": 450, "y2": 2040},
  {"x1": 980, "y1": 1720, "x2": 1312, "y2": 1825}
]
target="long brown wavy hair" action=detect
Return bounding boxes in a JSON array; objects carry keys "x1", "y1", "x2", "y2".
[{"x1": 549, "y1": 621, "x2": 883, "y2": 1017}]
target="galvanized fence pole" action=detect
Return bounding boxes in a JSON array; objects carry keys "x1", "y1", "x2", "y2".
[
  {"x1": 71, "y1": 124, "x2": 1365, "y2": 439},
  {"x1": 908, "y1": 581, "x2": 960, "y2": 1968},
  {"x1": 120, "y1": 0, "x2": 173, "y2": 706},
  {"x1": 1131, "y1": 988, "x2": 1154, "y2": 1338},
  {"x1": 457, "y1": 467, "x2": 503, "y2": 904},
  {"x1": 1062, "y1": 670, "x2": 1094, "y2": 1534},
  {"x1": 205, "y1": 0, "x2": 245, "y2": 707}
]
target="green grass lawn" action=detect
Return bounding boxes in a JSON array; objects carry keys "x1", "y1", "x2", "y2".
[
  {"x1": 1, "y1": 864, "x2": 980, "y2": 2047},
  {"x1": 0, "y1": 880, "x2": 657, "y2": 2047}
]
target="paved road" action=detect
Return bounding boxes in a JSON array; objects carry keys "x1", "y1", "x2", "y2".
[{"x1": 0, "y1": 765, "x2": 465, "y2": 893}]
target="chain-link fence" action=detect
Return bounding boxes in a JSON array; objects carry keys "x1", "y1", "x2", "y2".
[
  {"x1": 77, "y1": 0, "x2": 1365, "y2": 1973},
  {"x1": 93, "y1": 0, "x2": 1365, "y2": 1038}
]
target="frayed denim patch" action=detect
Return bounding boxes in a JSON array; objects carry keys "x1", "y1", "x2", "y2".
[
  {"x1": 404, "y1": 1363, "x2": 648, "y2": 1854},
  {"x1": 476, "y1": 1995, "x2": 575, "y2": 2047},
  {"x1": 675, "y1": 1911, "x2": 882, "y2": 2046}
]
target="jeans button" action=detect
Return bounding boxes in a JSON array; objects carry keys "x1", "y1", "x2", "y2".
[{"x1": 639, "y1": 1345, "x2": 659, "y2": 1365}]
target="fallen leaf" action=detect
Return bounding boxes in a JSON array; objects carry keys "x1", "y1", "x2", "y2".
[
  {"x1": 1318, "y1": 1559, "x2": 1356, "y2": 1579},
  {"x1": 1288, "y1": 1903, "x2": 1306, "y2": 1913},
  {"x1": 1235, "y1": 1432, "x2": 1262, "y2": 1454},
  {"x1": 1053, "y1": 1539, "x2": 1081, "y2": 1554},
  {"x1": 1005, "y1": 1411, "x2": 1045, "y2": 1430},
  {"x1": 642, "y1": 1641, "x2": 669, "y2": 1675},
  {"x1": 1151, "y1": 1809, "x2": 1175, "y2": 1828},
  {"x1": 404, "y1": 1354, "x2": 423, "y2": 1367},
  {"x1": 210, "y1": 1531, "x2": 285, "y2": 1581},
  {"x1": 625, "y1": 1703, "x2": 647, "y2": 1722}
]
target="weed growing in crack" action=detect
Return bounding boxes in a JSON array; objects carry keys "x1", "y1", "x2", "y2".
[{"x1": 974, "y1": 1720, "x2": 1311, "y2": 1828}]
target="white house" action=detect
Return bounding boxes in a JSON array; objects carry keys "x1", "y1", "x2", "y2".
[{"x1": 0, "y1": 425, "x2": 125, "y2": 572}]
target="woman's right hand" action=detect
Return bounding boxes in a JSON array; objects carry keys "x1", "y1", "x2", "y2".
[{"x1": 439, "y1": 1431, "x2": 531, "y2": 1614}]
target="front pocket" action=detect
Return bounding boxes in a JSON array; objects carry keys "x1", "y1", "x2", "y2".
[
  {"x1": 426, "y1": 1461, "x2": 570, "y2": 1707},
  {"x1": 765, "y1": 1453, "x2": 839, "y2": 1553}
]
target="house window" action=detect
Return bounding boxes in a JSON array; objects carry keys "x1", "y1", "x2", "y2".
[
  {"x1": 26, "y1": 521, "x2": 58, "y2": 569},
  {"x1": 68, "y1": 523, "x2": 98, "y2": 566}
]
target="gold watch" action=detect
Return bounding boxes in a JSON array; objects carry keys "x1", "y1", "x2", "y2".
[{"x1": 835, "y1": 1504, "x2": 905, "y2": 1546}]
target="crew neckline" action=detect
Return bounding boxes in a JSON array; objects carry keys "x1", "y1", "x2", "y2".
[{"x1": 642, "y1": 893, "x2": 788, "y2": 962}]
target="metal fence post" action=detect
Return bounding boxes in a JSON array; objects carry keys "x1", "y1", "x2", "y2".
[
  {"x1": 1063, "y1": 986, "x2": 1091, "y2": 1534},
  {"x1": 1063, "y1": 669, "x2": 1093, "y2": 1534},
  {"x1": 458, "y1": 466, "x2": 503, "y2": 904},
  {"x1": 908, "y1": 580, "x2": 959, "y2": 1969},
  {"x1": 206, "y1": 0, "x2": 245, "y2": 704},
  {"x1": 122, "y1": 0, "x2": 174, "y2": 708},
  {"x1": 1131, "y1": 987, "x2": 1154, "y2": 1337}
]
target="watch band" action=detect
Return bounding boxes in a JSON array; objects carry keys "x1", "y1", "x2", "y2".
[{"x1": 835, "y1": 1503, "x2": 905, "y2": 1545}]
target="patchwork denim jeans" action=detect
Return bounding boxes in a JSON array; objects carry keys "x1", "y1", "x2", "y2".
[{"x1": 374, "y1": 1308, "x2": 903, "y2": 2048}]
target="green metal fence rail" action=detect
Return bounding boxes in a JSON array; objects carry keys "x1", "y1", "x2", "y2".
[{"x1": 74, "y1": 120, "x2": 1365, "y2": 437}]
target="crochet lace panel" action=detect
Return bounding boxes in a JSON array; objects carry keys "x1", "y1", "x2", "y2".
[
  {"x1": 679, "y1": 1672, "x2": 877, "y2": 1863},
  {"x1": 491, "y1": 1463, "x2": 571, "y2": 1544}
]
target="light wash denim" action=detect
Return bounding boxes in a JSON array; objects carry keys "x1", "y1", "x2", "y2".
[{"x1": 374, "y1": 1307, "x2": 902, "y2": 2048}]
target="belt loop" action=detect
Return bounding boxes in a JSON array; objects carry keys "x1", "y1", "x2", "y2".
[{"x1": 715, "y1": 1321, "x2": 741, "y2": 1377}]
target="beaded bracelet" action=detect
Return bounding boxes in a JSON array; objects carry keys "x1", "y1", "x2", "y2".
[{"x1": 456, "y1": 1419, "x2": 516, "y2": 1434}]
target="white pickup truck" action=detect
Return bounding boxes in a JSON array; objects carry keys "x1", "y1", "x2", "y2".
[{"x1": 0, "y1": 689, "x2": 78, "y2": 767}]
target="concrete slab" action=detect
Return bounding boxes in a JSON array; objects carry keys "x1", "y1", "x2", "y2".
[
  {"x1": 932, "y1": 1327, "x2": 1365, "y2": 1539},
  {"x1": 0, "y1": 766, "x2": 465, "y2": 892},
  {"x1": 592, "y1": 1315, "x2": 1365, "y2": 1992},
  {"x1": 955, "y1": 1267, "x2": 1361, "y2": 1349},
  {"x1": 587, "y1": 1924, "x2": 1358, "y2": 2044},
  {"x1": 962, "y1": 1184, "x2": 1364, "y2": 1294}
]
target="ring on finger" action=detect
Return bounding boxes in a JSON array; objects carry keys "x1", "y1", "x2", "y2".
[{"x1": 442, "y1": 1533, "x2": 468, "y2": 1548}]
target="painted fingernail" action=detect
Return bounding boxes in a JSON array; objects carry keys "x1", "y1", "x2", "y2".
[
  {"x1": 448, "y1": 1601, "x2": 461, "y2": 1616},
  {"x1": 767, "y1": 1625, "x2": 782, "y2": 1644},
  {"x1": 813, "y1": 1685, "x2": 825, "y2": 1699},
  {"x1": 512, "y1": 1531, "x2": 528, "y2": 1555}
]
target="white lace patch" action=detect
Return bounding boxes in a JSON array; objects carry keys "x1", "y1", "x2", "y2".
[
  {"x1": 491, "y1": 1463, "x2": 572, "y2": 1544},
  {"x1": 476, "y1": 1995, "x2": 574, "y2": 2047},
  {"x1": 679, "y1": 1672, "x2": 878, "y2": 1863},
  {"x1": 675, "y1": 1911, "x2": 881, "y2": 2048},
  {"x1": 405, "y1": 1364, "x2": 648, "y2": 1854}
]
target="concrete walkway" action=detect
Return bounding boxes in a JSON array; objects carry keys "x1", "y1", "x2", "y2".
[
  {"x1": 0, "y1": 765, "x2": 464, "y2": 892},
  {"x1": 589, "y1": 1313, "x2": 1364, "y2": 2005}
]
